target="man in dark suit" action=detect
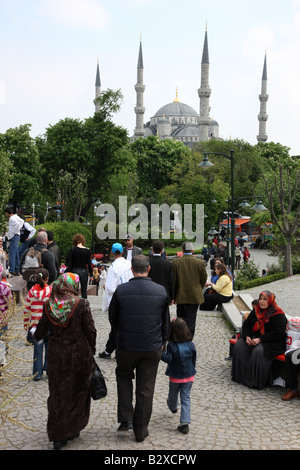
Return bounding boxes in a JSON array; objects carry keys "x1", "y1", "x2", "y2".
[
  {"x1": 148, "y1": 240, "x2": 174, "y2": 304},
  {"x1": 109, "y1": 255, "x2": 170, "y2": 443},
  {"x1": 172, "y1": 241, "x2": 207, "y2": 337},
  {"x1": 122, "y1": 234, "x2": 142, "y2": 262}
]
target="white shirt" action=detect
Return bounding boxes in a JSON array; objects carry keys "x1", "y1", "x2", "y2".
[
  {"x1": 7, "y1": 214, "x2": 24, "y2": 240},
  {"x1": 126, "y1": 248, "x2": 133, "y2": 262},
  {"x1": 105, "y1": 257, "x2": 133, "y2": 306},
  {"x1": 22, "y1": 221, "x2": 36, "y2": 240}
]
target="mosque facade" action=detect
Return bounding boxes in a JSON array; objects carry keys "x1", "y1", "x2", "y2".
[{"x1": 95, "y1": 29, "x2": 268, "y2": 148}]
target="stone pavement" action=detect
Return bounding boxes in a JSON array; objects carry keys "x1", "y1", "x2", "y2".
[{"x1": 1, "y1": 247, "x2": 299, "y2": 452}]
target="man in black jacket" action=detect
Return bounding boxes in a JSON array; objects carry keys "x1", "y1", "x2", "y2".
[
  {"x1": 46, "y1": 230, "x2": 61, "y2": 274},
  {"x1": 122, "y1": 234, "x2": 142, "y2": 261},
  {"x1": 109, "y1": 254, "x2": 170, "y2": 443},
  {"x1": 20, "y1": 231, "x2": 57, "y2": 290},
  {"x1": 148, "y1": 240, "x2": 174, "y2": 304}
]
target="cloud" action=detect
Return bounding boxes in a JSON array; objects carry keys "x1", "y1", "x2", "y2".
[{"x1": 40, "y1": 0, "x2": 109, "y2": 30}]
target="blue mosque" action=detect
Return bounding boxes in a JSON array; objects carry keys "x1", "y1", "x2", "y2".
[{"x1": 94, "y1": 28, "x2": 268, "y2": 148}]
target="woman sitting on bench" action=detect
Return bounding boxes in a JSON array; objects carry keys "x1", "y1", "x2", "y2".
[
  {"x1": 231, "y1": 290, "x2": 287, "y2": 390},
  {"x1": 200, "y1": 263, "x2": 233, "y2": 311}
]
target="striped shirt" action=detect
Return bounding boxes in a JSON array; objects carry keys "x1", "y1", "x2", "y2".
[{"x1": 23, "y1": 284, "x2": 52, "y2": 330}]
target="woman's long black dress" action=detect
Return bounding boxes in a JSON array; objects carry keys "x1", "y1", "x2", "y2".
[
  {"x1": 35, "y1": 299, "x2": 96, "y2": 442},
  {"x1": 231, "y1": 309, "x2": 287, "y2": 389}
]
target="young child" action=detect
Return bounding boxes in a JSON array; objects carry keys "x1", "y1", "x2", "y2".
[
  {"x1": 161, "y1": 317, "x2": 196, "y2": 434},
  {"x1": 23, "y1": 269, "x2": 52, "y2": 381}
]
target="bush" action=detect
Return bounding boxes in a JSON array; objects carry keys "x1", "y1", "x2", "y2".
[
  {"x1": 291, "y1": 256, "x2": 300, "y2": 274},
  {"x1": 34, "y1": 222, "x2": 92, "y2": 259},
  {"x1": 266, "y1": 256, "x2": 300, "y2": 275},
  {"x1": 234, "y1": 260, "x2": 260, "y2": 290},
  {"x1": 265, "y1": 261, "x2": 282, "y2": 275},
  {"x1": 235, "y1": 272, "x2": 287, "y2": 290}
]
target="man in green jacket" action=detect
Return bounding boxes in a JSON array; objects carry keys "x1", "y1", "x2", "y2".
[{"x1": 172, "y1": 242, "x2": 207, "y2": 337}]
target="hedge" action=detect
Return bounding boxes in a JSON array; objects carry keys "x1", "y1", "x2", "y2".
[
  {"x1": 235, "y1": 272, "x2": 287, "y2": 290},
  {"x1": 34, "y1": 222, "x2": 92, "y2": 259}
]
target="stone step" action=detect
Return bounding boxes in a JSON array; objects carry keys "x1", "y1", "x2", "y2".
[{"x1": 239, "y1": 293, "x2": 255, "y2": 310}]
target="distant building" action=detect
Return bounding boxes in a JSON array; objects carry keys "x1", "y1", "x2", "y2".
[{"x1": 94, "y1": 28, "x2": 268, "y2": 148}]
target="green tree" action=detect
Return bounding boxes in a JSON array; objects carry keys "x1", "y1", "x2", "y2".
[
  {"x1": 0, "y1": 150, "x2": 12, "y2": 232},
  {"x1": 262, "y1": 164, "x2": 300, "y2": 276},
  {"x1": 0, "y1": 124, "x2": 43, "y2": 211},
  {"x1": 37, "y1": 90, "x2": 135, "y2": 220},
  {"x1": 131, "y1": 136, "x2": 191, "y2": 202},
  {"x1": 52, "y1": 169, "x2": 89, "y2": 222},
  {"x1": 159, "y1": 139, "x2": 264, "y2": 232}
]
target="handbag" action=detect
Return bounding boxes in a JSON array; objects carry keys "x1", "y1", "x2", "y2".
[
  {"x1": 91, "y1": 361, "x2": 107, "y2": 400},
  {"x1": 206, "y1": 288, "x2": 215, "y2": 295}
]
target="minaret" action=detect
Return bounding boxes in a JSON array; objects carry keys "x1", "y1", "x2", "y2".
[
  {"x1": 198, "y1": 25, "x2": 211, "y2": 141},
  {"x1": 94, "y1": 58, "x2": 101, "y2": 113},
  {"x1": 257, "y1": 53, "x2": 268, "y2": 142},
  {"x1": 134, "y1": 36, "x2": 146, "y2": 139}
]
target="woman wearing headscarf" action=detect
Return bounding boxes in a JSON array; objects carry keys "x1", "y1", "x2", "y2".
[
  {"x1": 231, "y1": 291, "x2": 287, "y2": 390},
  {"x1": 34, "y1": 273, "x2": 97, "y2": 450}
]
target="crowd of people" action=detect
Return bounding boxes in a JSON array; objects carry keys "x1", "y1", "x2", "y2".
[{"x1": 0, "y1": 210, "x2": 299, "y2": 450}]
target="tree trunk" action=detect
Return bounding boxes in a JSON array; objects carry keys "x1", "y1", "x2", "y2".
[{"x1": 284, "y1": 237, "x2": 293, "y2": 277}]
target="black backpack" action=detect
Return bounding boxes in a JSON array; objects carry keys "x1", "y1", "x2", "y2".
[{"x1": 20, "y1": 222, "x2": 31, "y2": 243}]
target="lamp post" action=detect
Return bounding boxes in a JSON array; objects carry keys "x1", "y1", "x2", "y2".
[
  {"x1": 32, "y1": 203, "x2": 35, "y2": 228},
  {"x1": 227, "y1": 195, "x2": 268, "y2": 267},
  {"x1": 207, "y1": 195, "x2": 217, "y2": 236},
  {"x1": 199, "y1": 150, "x2": 235, "y2": 276}
]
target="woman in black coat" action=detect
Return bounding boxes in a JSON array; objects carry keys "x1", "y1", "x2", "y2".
[
  {"x1": 66, "y1": 234, "x2": 93, "y2": 299},
  {"x1": 231, "y1": 290, "x2": 287, "y2": 390},
  {"x1": 34, "y1": 273, "x2": 96, "y2": 450}
]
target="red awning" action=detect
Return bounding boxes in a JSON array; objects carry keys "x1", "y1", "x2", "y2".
[{"x1": 220, "y1": 218, "x2": 250, "y2": 228}]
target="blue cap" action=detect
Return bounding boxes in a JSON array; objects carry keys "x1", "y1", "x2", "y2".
[{"x1": 111, "y1": 243, "x2": 123, "y2": 254}]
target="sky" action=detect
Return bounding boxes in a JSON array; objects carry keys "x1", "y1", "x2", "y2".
[{"x1": 1, "y1": 0, "x2": 300, "y2": 155}]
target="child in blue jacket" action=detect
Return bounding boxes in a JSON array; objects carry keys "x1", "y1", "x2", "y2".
[{"x1": 161, "y1": 317, "x2": 196, "y2": 434}]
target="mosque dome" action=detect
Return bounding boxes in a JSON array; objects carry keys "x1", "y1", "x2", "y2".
[
  {"x1": 154, "y1": 101, "x2": 198, "y2": 118},
  {"x1": 154, "y1": 89, "x2": 198, "y2": 119}
]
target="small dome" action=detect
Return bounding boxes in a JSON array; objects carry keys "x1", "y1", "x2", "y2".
[{"x1": 175, "y1": 126, "x2": 199, "y2": 137}]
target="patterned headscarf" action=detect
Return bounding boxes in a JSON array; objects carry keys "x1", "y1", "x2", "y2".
[
  {"x1": 45, "y1": 272, "x2": 80, "y2": 327},
  {"x1": 252, "y1": 290, "x2": 285, "y2": 335}
]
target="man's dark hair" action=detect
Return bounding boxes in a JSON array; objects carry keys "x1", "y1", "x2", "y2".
[
  {"x1": 132, "y1": 254, "x2": 149, "y2": 274},
  {"x1": 47, "y1": 230, "x2": 54, "y2": 242},
  {"x1": 4, "y1": 207, "x2": 13, "y2": 215},
  {"x1": 152, "y1": 240, "x2": 164, "y2": 254}
]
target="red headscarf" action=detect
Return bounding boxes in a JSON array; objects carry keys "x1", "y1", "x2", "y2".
[{"x1": 252, "y1": 290, "x2": 285, "y2": 335}]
